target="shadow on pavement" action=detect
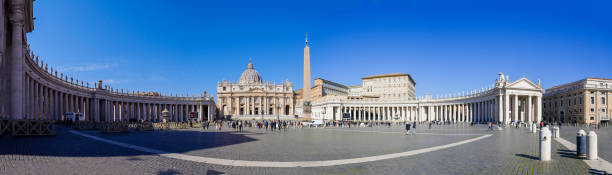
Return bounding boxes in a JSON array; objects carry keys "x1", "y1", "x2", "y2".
[
  {"x1": 588, "y1": 168, "x2": 609, "y2": 175},
  {"x1": 206, "y1": 169, "x2": 225, "y2": 175},
  {"x1": 0, "y1": 126, "x2": 258, "y2": 158},
  {"x1": 157, "y1": 169, "x2": 180, "y2": 175},
  {"x1": 515, "y1": 153, "x2": 538, "y2": 160},
  {"x1": 557, "y1": 149, "x2": 580, "y2": 159}
]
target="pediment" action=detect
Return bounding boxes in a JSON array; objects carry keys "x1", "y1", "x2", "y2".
[{"x1": 506, "y1": 78, "x2": 541, "y2": 90}]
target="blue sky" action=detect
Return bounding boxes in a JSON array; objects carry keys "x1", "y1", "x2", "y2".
[{"x1": 28, "y1": 0, "x2": 612, "y2": 98}]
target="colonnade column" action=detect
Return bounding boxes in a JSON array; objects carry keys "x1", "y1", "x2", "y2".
[
  {"x1": 498, "y1": 95, "x2": 503, "y2": 123},
  {"x1": 527, "y1": 95, "x2": 532, "y2": 123},
  {"x1": 513, "y1": 95, "x2": 518, "y2": 122},
  {"x1": 8, "y1": 2, "x2": 26, "y2": 119},
  {"x1": 536, "y1": 96, "x2": 542, "y2": 124},
  {"x1": 478, "y1": 102, "x2": 482, "y2": 123}
]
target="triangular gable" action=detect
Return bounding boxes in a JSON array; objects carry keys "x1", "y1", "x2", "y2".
[{"x1": 507, "y1": 78, "x2": 541, "y2": 90}]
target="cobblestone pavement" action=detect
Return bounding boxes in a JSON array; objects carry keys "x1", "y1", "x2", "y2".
[
  {"x1": 558, "y1": 125, "x2": 612, "y2": 162},
  {"x1": 0, "y1": 124, "x2": 596, "y2": 175}
]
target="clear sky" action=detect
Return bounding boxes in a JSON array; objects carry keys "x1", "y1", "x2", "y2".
[{"x1": 28, "y1": 0, "x2": 612, "y2": 98}]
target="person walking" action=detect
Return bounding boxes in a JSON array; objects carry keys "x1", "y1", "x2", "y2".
[
  {"x1": 428, "y1": 122, "x2": 432, "y2": 129},
  {"x1": 413, "y1": 121, "x2": 417, "y2": 134},
  {"x1": 238, "y1": 121, "x2": 243, "y2": 132},
  {"x1": 265, "y1": 121, "x2": 269, "y2": 131},
  {"x1": 405, "y1": 122, "x2": 412, "y2": 135}
]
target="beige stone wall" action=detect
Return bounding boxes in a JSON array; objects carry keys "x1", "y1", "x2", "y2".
[
  {"x1": 543, "y1": 78, "x2": 611, "y2": 124},
  {"x1": 362, "y1": 74, "x2": 415, "y2": 100}
]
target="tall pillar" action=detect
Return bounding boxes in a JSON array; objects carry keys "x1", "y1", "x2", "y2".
[
  {"x1": 527, "y1": 95, "x2": 532, "y2": 123},
  {"x1": 485, "y1": 101, "x2": 489, "y2": 122},
  {"x1": 26, "y1": 78, "x2": 31, "y2": 118},
  {"x1": 453, "y1": 104, "x2": 457, "y2": 122},
  {"x1": 536, "y1": 96, "x2": 542, "y2": 124},
  {"x1": 498, "y1": 95, "x2": 503, "y2": 123},
  {"x1": 457, "y1": 104, "x2": 465, "y2": 122},
  {"x1": 445, "y1": 105, "x2": 448, "y2": 122},
  {"x1": 477, "y1": 102, "x2": 481, "y2": 123},
  {"x1": 7, "y1": 1, "x2": 26, "y2": 119},
  {"x1": 113, "y1": 101, "x2": 117, "y2": 122},
  {"x1": 303, "y1": 36, "x2": 312, "y2": 118},
  {"x1": 513, "y1": 95, "x2": 519, "y2": 122}
]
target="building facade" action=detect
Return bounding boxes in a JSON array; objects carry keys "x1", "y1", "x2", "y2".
[
  {"x1": 0, "y1": 1, "x2": 217, "y2": 122},
  {"x1": 308, "y1": 73, "x2": 544, "y2": 124},
  {"x1": 543, "y1": 78, "x2": 611, "y2": 124},
  {"x1": 216, "y1": 60, "x2": 295, "y2": 120},
  {"x1": 361, "y1": 73, "x2": 416, "y2": 100}
]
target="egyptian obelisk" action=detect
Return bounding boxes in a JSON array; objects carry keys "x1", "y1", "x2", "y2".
[{"x1": 303, "y1": 34, "x2": 312, "y2": 119}]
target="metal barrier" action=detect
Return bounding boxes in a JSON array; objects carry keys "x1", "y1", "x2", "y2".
[
  {"x1": 99, "y1": 122, "x2": 129, "y2": 133},
  {"x1": 9, "y1": 119, "x2": 56, "y2": 136},
  {"x1": 136, "y1": 122, "x2": 154, "y2": 131},
  {"x1": 0, "y1": 119, "x2": 10, "y2": 136},
  {"x1": 75, "y1": 121, "x2": 97, "y2": 130},
  {"x1": 11, "y1": 120, "x2": 31, "y2": 136},
  {"x1": 152, "y1": 122, "x2": 189, "y2": 130}
]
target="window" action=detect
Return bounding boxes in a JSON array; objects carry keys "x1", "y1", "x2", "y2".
[
  {"x1": 574, "y1": 98, "x2": 577, "y2": 105},
  {"x1": 591, "y1": 97, "x2": 595, "y2": 104},
  {"x1": 591, "y1": 108, "x2": 595, "y2": 112},
  {"x1": 602, "y1": 109, "x2": 606, "y2": 112},
  {"x1": 602, "y1": 97, "x2": 606, "y2": 104},
  {"x1": 590, "y1": 117, "x2": 594, "y2": 120},
  {"x1": 580, "y1": 97, "x2": 583, "y2": 104},
  {"x1": 568, "y1": 99, "x2": 571, "y2": 106},
  {"x1": 223, "y1": 87, "x2": 226, "y2": 91}
]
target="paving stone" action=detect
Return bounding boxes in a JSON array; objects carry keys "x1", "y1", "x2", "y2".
[{"x1": 0, "y1": 124, "x2": 597, "y2": 175}]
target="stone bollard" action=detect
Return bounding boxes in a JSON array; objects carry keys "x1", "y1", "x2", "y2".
[
  {"x1": 552, "y1": 126, "x2": 560, "y2": 138},
  {"x1": 577, "y1": 130, "x2": 587, "y2": 158},
  {"x1": 539, "y1": 126, "x2": 552, "y2": 161},
  {"x1": 587, "y1": 131, "x2": 598, "y2": 160},
  {"x1": 532, "y1": 124, "x2": 537, "y2": 133}
]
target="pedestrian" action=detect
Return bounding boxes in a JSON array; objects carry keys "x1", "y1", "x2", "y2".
[
  {"x1": 539, "y1": 121, "x2": 543, "y2": 129},
  {"x1": 265, "y1": 121, "x2": 268, "y2": 131},
  {"x1": 239, "y1": 121, "x2": 243, "y2": 132},
  {"x1": 413, "y1": 121, "x2": 417, "y2": 134},
  {"x1": 428, "y1": 122, "x2": 432, "y2": 129},
  {"x1": 405, "y1": 122, "x2": 412, "y2": 135}
]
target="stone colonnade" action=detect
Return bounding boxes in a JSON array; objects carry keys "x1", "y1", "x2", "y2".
[
  {"x1": 19, "y1": 53, "x2": 216, "y2": 122},
  {"x1": 317, "y1": 86, "x2": 543, "y2": 124}
]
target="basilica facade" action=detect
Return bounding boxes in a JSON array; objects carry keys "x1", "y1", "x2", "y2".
[{"x1": 216, "y1": 60, "x2": 295, "y2": 120}]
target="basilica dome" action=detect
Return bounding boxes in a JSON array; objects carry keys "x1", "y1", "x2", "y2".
[{"x1": 239, "y1": 60, "x2": 262, "y2": 84}]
